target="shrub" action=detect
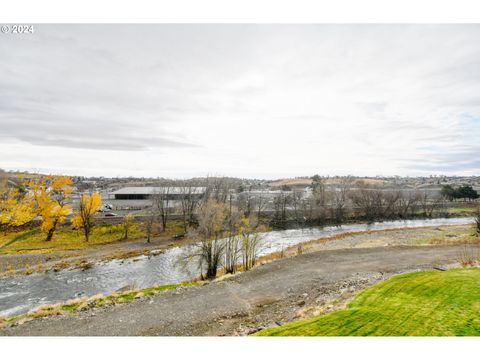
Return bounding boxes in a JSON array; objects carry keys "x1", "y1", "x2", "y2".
[{"x1": 475, "y1": 208, "x2": 480, "y2": 236}]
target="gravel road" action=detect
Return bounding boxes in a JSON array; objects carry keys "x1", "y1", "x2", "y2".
[{"x1": 1, "y1": 243, "x2": 471, "y2": 336}]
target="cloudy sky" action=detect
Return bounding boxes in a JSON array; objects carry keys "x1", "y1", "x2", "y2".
[{"x1": 1, "y1": 24, "x2": 479, "y2": 178}]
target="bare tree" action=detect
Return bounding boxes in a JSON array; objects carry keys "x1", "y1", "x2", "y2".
[
  {"x1": 300, "y1": 197, "x2": 316, "y2": 224},
  {"x1": 349, "y1": 184, "x2": 383, "y2": 221},
  {"x1": 144, "y1": 206, "x2": 157, "y2": 243},
  {"x1": 190, "y1": 199, "x2": 227, "y2": 279},
  {"x1": 273, "y1": 192, "x2": 291, "y2": 227},
  {"x1": 152, "y1": 187, "x2": 170, "y2": 232},
  {"x1": 397, "y1": 190, "x2": 421, "y2": 218},
  {"x1": 122, "y1": 214, "x2": 135, "y2": 240},
  {"x1": 475, "y1": 207, "x2": 480, "y2": 236},
  {"x1": 383, "y1": 190, "x2": 402, "y2": 219},
  {"x1": 330, "y1": 177, "x2": 352, "y2": 224},
  {"x1": 311, "y1": 176, "x2": 329, "y2": 224},
  {"x1": 179, "y1": 182, "x2": 203, "y2": 232},
  {"x1": 419, "y1": 191, "x2": 441, "y2": 218},
  {"x1": 237, "y1": 191, "x2": 253, "y2": 217},
  {"x1": 239, "y1": 215, "x2": 264, "y2": 271},
  {"x1": 254, "y1": 192, "x2": 268, "y2": 219},
  {"x1": 291, "y1": 190, "x2": 304, "y2": 224},
  {"x1": 224, "y1": 194, "x2": 242, "y2": 274},
  {"x1": 204, "y1": 176, "x2": 234, "y2": 204},
  {"x1": 312, "y1": 175, "x2": 327, "y2": 207}
]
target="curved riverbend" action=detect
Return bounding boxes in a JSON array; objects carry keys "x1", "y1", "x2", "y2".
[{"x1": 0, "y1": 217, "x2": 474, "y2": 317}]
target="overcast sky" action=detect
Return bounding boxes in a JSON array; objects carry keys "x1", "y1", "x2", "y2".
[{"x1": 1, "y1": 24, "x2": 479, "y2": 179}]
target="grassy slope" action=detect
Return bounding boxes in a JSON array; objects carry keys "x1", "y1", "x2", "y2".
[
  {"x1": 0, "y1": 225, "x2": 143, "y2": 254},
  {"x1": 255, "y1": 269, "x2": 480, "y2": 336},
  {"x1": 0, "y1": 221, "x2": 185, "y2": 255},
  {"x1": 446, "y1": 206, "x2": 478, "y2": 214}
]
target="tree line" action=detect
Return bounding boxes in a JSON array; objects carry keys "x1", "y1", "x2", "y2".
[
  {"x1": 0, "y1": 176, "x2": 102, "y2": 241},
  {"x1": 268, "y1": 177, "x2": 473, "y2": 227},
  {"x1": 440, "y1": 185, "x2": 479, "y2": 202}
]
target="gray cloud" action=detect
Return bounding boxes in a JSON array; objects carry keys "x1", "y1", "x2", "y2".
[{"x1": 1, "y1": 24, "x2": 480, "y2": 177}]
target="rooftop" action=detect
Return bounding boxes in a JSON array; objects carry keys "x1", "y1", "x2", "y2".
[{"x1": 110, "y1": 186, "x2": 206, "y2": 195}]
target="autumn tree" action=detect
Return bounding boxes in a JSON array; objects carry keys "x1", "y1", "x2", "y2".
[
  {"x1": 72, "y1": 192, "x2": 102, "y2": 242},
  {"x1": 29, "y1": 176, "x2": 72, "y2": 241},
  {"x1": 0, "y1": 185, "x2": 36, "y2": 234},
  {"x1": 121, "y1": 213, "x2": 135, "y2": 239},
  {"x1": 239, "y1": 215, "x2": 264, "y2": 271},
  {"x1": 190, "y1": 199, "x2": 227, "y2": 279}
]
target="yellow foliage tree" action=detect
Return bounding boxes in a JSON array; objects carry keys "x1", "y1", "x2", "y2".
[
  {"x1": 121, "y1": 213, "x2": 135, "y2": 239},
  {"x1": 195, "y1": 200, "x2": 228, "y2": 278},
  {"x1": 29, "y1": 176, "x2": 72, "y2": 241},
  {"x1": 72, "y1": 192, "x2": 102, "y2": 242},
  {"x1": 0, "y1": 186, "x2": 36, "y2": 233}
]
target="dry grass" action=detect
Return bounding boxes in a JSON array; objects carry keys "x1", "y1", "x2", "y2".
[
  {"x1": 458, "y1": 244, "x2": 480, "y2": 267},
  {"x1": 0, "y1": 315, "x2": 7, "y2": 330},
  {"x1": 256, "y1": 228, "x2": 418, "y2": 265},
  {"x1": 295, "y1": 290, "x2": 356, "y2": 320},
  {"x1": 256, "y1": 225, "x2": 479, "y2": 267},
  {"x1": 2, "y1": 282, "x2": 196, "y2": 328},
  {"x1": 189, "y1": 225, "x2": 478, "y2": 283},
  {"x1": 269, "y1": 178, "x2": 313, "y2": 187}
]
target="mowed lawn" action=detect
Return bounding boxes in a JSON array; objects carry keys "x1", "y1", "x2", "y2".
[{"x1": 255, "y1": 269, "x2": 480, "y2": 336}]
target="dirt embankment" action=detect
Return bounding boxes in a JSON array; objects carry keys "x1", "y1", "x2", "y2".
[{"x1": 2, "y1": 240, "x2": 476, "y2": 336}]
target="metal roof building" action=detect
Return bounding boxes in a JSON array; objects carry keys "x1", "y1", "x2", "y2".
[{"x1": 109, "y1": 186, "x2": 206, "y2": 200}]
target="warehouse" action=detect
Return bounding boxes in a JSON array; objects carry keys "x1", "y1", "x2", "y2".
[{"x1": 109, "y1": 187, "x2": 206, "y2": 200}]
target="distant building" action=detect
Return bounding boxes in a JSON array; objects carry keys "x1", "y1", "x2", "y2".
[{"x1": 109, "y1": 187, "x2": 206, "y2": 200}]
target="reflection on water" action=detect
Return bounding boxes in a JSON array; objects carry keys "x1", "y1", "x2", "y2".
[{"x1": 0, "y1": 217, "x2": 473, "y2": 316}]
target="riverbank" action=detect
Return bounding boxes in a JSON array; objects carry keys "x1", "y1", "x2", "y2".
[
  {"x1": 0, "y1": 283, "x2": 194, "y2": 329},
  {"x1": 1, "y1": 243, "x2": 476, "y2": 336},
  {"x1": 1, "y1": 223, "x2": 479, "y2": 335},
  {"x1": 0, "y1": 225, "x2": 199, "y2": 277},
  {"x1": 1, "y1": 215, "x2": 475, "y2": 277}
]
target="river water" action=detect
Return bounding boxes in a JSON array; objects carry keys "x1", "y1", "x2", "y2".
[{"x1": 0, "y1": 217, "x2": 473, "y2": 317}]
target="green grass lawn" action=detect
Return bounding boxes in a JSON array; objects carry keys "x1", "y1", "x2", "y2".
[
  {"x1": 0, "y1": 224, "x2": 145, "y2": 254},
  {"x1": 255, "y1": 269, "x2": 480, "y2": 336},
  {"x1": 446, "y1": 207, "x2": 478, "y2": 214},
  {"x1": 0, "y1": 220, "x2": 187, "y2": 255}
]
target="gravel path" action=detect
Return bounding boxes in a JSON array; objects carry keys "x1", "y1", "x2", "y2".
[{"x1": 1, "y1": 243, "x2": 472, "y2": 336}]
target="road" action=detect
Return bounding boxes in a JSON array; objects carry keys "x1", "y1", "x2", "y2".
[{"x1": 1, "y1": 243, "x2": 470, "y2": 336}]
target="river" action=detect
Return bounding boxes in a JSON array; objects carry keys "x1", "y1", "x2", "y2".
[{"x1": 0, "y1": 216, "x2": 474, "y2": 317}]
